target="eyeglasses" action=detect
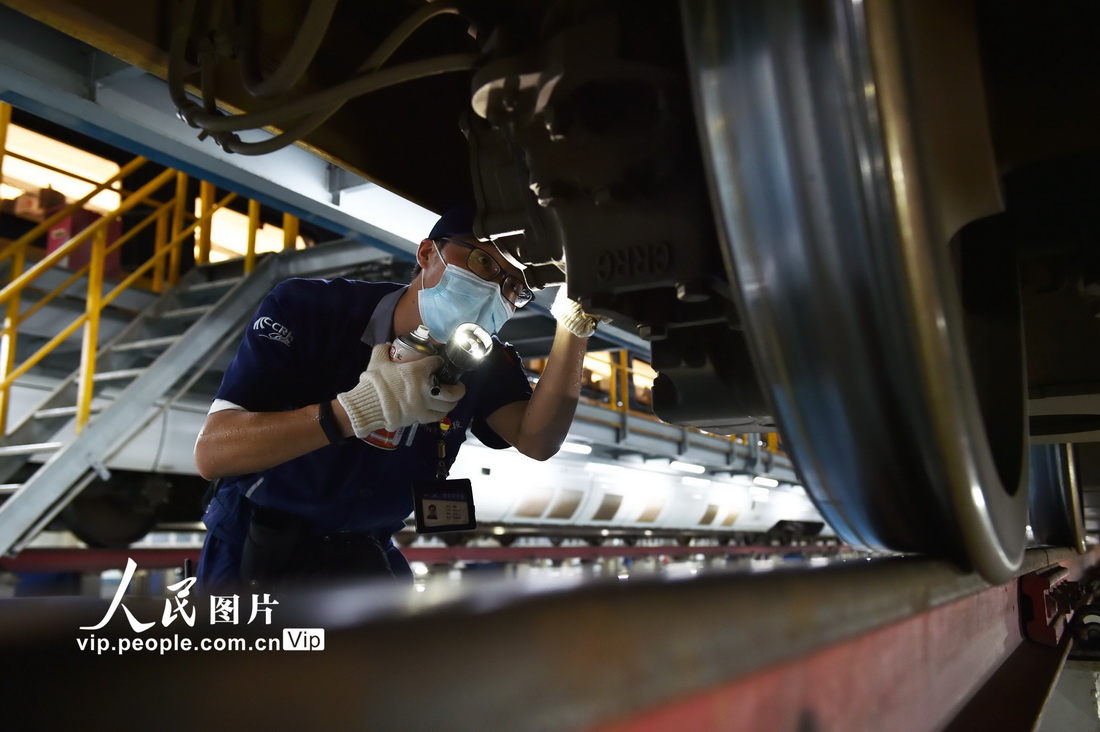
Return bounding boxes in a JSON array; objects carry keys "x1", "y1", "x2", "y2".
[{"x1": 437, "y1": 237, "x2": 534, "y2": 307}]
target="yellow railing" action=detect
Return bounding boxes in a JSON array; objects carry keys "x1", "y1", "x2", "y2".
[
  {"x1": 0, "y1": 101, "x2": 295, "y2": 435},
  {"x1": 559, "y1": 348, "x2": 786, "y2": 457}
]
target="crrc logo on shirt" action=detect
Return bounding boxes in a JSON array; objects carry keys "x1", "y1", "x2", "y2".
[{"x1": 252, "y1": 316, "x2": 293, "y2": 346}]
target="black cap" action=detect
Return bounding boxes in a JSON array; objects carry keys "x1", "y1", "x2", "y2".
[{"x1": 428, "y1": 202, "x2": 476, "y2": 240}]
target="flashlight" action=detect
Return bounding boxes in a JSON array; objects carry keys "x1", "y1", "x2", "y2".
[{"x1": 431, "y1": 322, "x2": 493, "y2": 394}]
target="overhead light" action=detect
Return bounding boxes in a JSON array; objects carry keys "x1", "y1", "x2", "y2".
[
  {"x1": 2, "y1": 124, "x2": 122, "y2": 214},
  {"x1": 750, "y1": 486, "x2": 771, "y2": 502},
  {"x1": 586, "y1": 462, "x2": 626, "y2": 475},
  {"x1": 681, "y1": 476, "x2": 712, "y2": 488},
  {"x1": 561, "y1": 441, "x2": 593, "y2": 455},
  {"x1": 492, "y1": 526, "x2": 506, "y2": 536},
  {"x1": 753, "y1": 476, "x2": 779, "y2": 488},
  {"x1": 670, "y1": 460, "x2": 706, "y2": 474}
]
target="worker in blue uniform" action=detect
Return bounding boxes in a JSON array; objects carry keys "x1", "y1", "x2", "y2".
[{"x1": 193, "y1": 204, "x2": 601, "y2": 592}]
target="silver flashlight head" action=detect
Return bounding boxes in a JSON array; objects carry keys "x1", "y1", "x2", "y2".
[
  {"x1": 434, "y1": 322, "x2": 493, "y2": 388},
  {"x1": 446, "y1": 323, "x2": 493, "y2": 368}
]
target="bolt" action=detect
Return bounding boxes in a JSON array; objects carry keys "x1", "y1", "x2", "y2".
[{"x1": 676, "y1": 279, "x2": 710, "y2": 303}]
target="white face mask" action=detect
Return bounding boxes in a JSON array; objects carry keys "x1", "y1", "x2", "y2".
[{"x1": 417, "y1": 252, "x2": 513, "y2": 342}]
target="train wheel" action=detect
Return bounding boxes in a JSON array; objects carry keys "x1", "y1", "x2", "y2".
[
  {"x1": 683, "y1": 0, "x2": 1030, "y2": 582},
  {"x1": 1029, "y1": 444, "x2": 1086, "y2": 553},
  {"x1": 62, "y1": 474, "x2": 167, "y2": 548}
]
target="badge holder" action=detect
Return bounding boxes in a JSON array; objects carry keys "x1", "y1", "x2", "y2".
[
  {"x1": 412, "y1": 478, "x2": 476, "y2": 533},
  {"x1": 412, "y1": 419, "x2": 476, "y2": 534}
]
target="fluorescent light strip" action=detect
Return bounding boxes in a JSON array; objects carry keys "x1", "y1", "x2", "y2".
[
  {"x1": 585, "y1": 462, "x2": 626, "y2": 475},
  {"x1": 670, "y1": 460, "x2": 706, "y2": 474},
  {"x1": 753, "y1": 476, "x2": 779, "y2": 488},
  {"x1": 560, "y1": 441, "x2": 593, "y2": 455}
]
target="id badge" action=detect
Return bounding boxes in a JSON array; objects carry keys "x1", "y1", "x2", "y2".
[{"x1": 412, "y1": 478, "x2": 476, "y2": 533}]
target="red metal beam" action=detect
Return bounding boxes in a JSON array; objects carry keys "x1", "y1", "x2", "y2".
[
  {"x1": 591, "y1": 547, "x2": 1100, "y2": 731},
  {"x1": 0, "y1": 548, "x2": 199, "y2": 573},
  {"x1": 592, "y1": 578, "x2": 1023, "y2": 731}
]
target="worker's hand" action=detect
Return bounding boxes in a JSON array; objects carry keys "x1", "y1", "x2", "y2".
[
  {"x1": 337, "y1": 343, "x2": 466, "y2": 437},
  {"x1": 550, "y1": 284, "x2": 608, "y2": 338}
]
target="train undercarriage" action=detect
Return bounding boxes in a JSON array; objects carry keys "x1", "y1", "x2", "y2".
[{"x1": 1, "y1": 0, "x2": 1098, "y2": 583}]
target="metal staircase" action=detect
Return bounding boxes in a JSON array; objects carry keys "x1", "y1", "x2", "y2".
[
  {"x1": 0, "y1": 238, "x2": 393, "y2": 556},
  {"x1": 0, "y1": 254, "x2": 282, "y2": 555}
]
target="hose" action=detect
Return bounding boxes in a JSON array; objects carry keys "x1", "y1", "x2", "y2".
[
  {"x1": 182, "y1": 52, "x2": 478, "y2": 133},
  {"x1": 218, "y1": 104, "x2": 339, "y2": 155},
  {"x1": 168, "y1": 0, "x2": 476, "y2": 154},
  {"x1": 222, "y1": 2, "x2": 466, "y2": 155},
  {"x1": 167, "y1": 0, "x2": 199, "y2": 116},
  {"x1": 237, "y1": 0, "x2": 341, "y2": 100}
]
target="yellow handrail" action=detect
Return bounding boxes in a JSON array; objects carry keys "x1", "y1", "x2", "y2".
[
  {"x1": 0, "y1": 194, "x2": 233, "y2": 388},
  {"x1": 0, "y1": 156, "x2": 147, "y2": 266},
  {"x1": 4, "y1": 314, "x2": 89, "y2": 391},
  {"x1": 102, "y1": 192, "x2": 237, "y2": 310},
  {"x1": 197, "y1": 180, "x2": 214, "y2": 265},
  {"x1": 153, "y1": 208, "x2": 169, "y2": 292},
  {"x1": 77, "y1": 228, "x2": 108, "y2": 430},
  {"x1": 282, "y1": 212, "x2": 299, "y2": 251},
  {"x1": 0, "y1": 128, "x2": 291, "y2": 436},
  {"x1": 0, "y1": 102, "x2": 10, "y2": 212},
  {"x1": 0, "y1": 247, "x2": 23, "y2": 430},
  {"x1": 589, "y1": 348, "x2": 787, "y2": 457},
  {"x1": 16, "y1": 200, "x2": 175, "y2": 327},
  {"x1": 246, "y1": 199, "x2": 260, "y2": 273},
  {"x1": 0, "y1": 192, "x2": 237, "y2": 401},
  {"x1": 169, "y1": 172, "x2": 188, "y2": 286},
  {"x1": 0, "y1": 167, "x2": 175, "y2": 305},
  {"x1": 0, "y1": 159, "x2": 177, "y2": 433}
]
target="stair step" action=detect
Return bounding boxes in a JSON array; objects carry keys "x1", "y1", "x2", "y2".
[
  {"x1": 0, "y1": 442, "x2": 63, "y2": 457},
  {"x1": 182, "y1": 277, "x2": 242, "y2": 293},
  {"x1": 156, "y1": 305, "x2": 211, "y2": 321},
  {"x1": 110, "y1": 335, "x2": 181, "y2": 353},
  {"x1": 0, "y1": 484, "x2": 21, "y2": 495},
  {"x1": 34, "y1": 404, "x2": 105, "y2": 419},
  {"x1": 93, "y1": 368, "x2": 147, "y2": 382}
]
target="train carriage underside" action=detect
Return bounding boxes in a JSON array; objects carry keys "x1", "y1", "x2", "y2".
[{"x1": 0, "y1": 0, "x2": 1098, "y2": 583}]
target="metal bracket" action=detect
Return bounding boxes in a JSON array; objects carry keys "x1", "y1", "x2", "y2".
[
  {"x1": 325, "y1": 163, "x2": 375, "y2": 206},
  {"x1": 1020, "y1": 565, "x2": 1084, "y2": 646},
  {"x1": 88, "y1": 460, "x2": 111, "y2": 483}
]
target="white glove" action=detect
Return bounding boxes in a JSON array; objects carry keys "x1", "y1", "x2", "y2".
[
  {"x1": 337, "y1": 343, "x2": 466, "y2": 437},
  {"x1": 550, "y1": 285, "x2": 608, "y2": 338}
]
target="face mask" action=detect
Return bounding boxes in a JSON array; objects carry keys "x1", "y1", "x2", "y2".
[{"x1": 418, "y1": 258, "x2": 513, "y2": 342}]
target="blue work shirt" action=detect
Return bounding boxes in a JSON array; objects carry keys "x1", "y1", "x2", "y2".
[{"x1": 198, "y1": 278, "x2": 531, "y2": 585}]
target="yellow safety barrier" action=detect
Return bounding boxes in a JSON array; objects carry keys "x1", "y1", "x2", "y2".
[
  {"x1": 0, "y1": 118, "x2": 295, "y2": 434},
  {"x1": 570, "y1": 348, "x2": 786, "y2": 457}
]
